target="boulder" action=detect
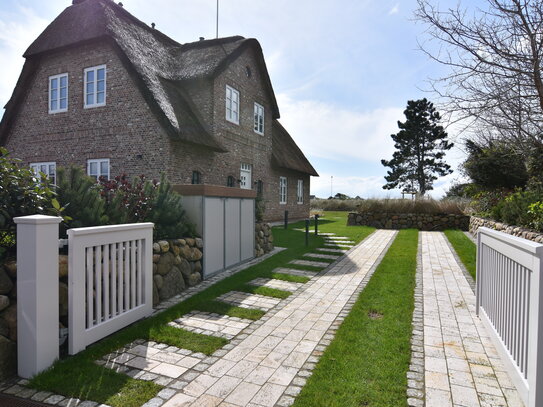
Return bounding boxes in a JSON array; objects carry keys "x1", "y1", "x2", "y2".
[
  {"x1": 156, "y1": 252, "x2": 175, "y2": 276},
  {"x1": 153, "y1": 283, "x2": 159, "y2": 307},
  {"x1": 153, "y1": 254, "x2": 161, "y2": 263},
  {"x1": 171, "y1": 244, "x2": 181, "y2": 256},
  {"x1": 193, "y1": 261, "x2": 202, "y2": 273},
  {"x1": 3, "y1": 261, "x2": 16, "y2": 279},
  {"x1": 188, "y1": 272, "x2": 202, "y2": 287},
  {"x1": 178, "y1": 258, "x2": 192, "y2": 280},
  {"x1": 174, "y1": 255, "x2": 182, "y2": 266},
  {"x1": 195, "y1": 238, "x2": 203, "y2": 249},
  {"x1": 0, "y1": 296, "x2": 8, "y2": 313},
  {"x1": 177, "y1": 239, "x2": 186, "y2": 246},
  {"x1": 59, "y1": 255, "x2": 68, "y2": 278},
  {"x1": 158, "y1": 267, "x2": 185, "y2": 300},
  {"x1": 0, "y1": 268, "x2": 13, "y2": 295},
  {"x1": 180, "y1": 244, "x2": 192, "y2": 259},
  {"x1": 158, "y1": 240, "x2": 170, "y2": 253},
  {"x1": 153, "y1": 242, "x2": 160, "y2": 254},
  {"x1": 188, "y1": 248, "x2": 203, "y2": 262},
  {"x1": 0, "y1": 335, "x2": 16, "y2": 380},
  {"x1": 0, "y1": 318, "x2": 8, "y2": 338},
  {"x1": 153, "y1": 274, "x2": 163, "y2": 290},
  {"x1": 59, "y1": 282, "x2": 68, "y2": 317},
  {"x1": 185, "y1": 238, "x2": 196, "y2": 247},
  {"x1": 1, "y1": 303, "x2": 17, "y2": 341}
]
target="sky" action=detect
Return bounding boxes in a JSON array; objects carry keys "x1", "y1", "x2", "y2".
[{"x1": 0, "y1": 0, "x2": 484, "y2": 198}]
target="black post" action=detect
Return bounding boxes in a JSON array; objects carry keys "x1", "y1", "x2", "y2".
[
  {"x1": 305, "y1": 219, "x2": 310, "y2": 246},
  {"x1": 314, "y1": 214, "x2": 319, "y2": 236},
  {"x1": 284, "y1": 210, "x2": 289, "y2": 229}
]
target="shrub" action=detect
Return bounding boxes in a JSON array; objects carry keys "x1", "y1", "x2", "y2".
[
  {"x1": 311, "y1": 198, "x2": 364, "y2": 212},
  {"x1": 0, "y1": 147, "x2": 56, "y2": 258},
  {"x1": 56, "y1": 166, "x2": 108, "y2": 234},
  {"x1": 354, "y1": 198, "x2": 467, "y2": 215},
  {"x1": 491, "y1": 187, "x2": 543, "y2": 231}
]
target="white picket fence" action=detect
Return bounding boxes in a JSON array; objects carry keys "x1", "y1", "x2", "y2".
[
  {"x1": 68, "y1": 223, "x2": 154, "y2": 354},
  {"x1": 476, "y1": 227, "x2": 543, "y2": 407}
]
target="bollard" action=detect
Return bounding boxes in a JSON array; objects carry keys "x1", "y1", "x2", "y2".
[
  {"x1": 315, "y1": 214, "x2": 319, "y2": 236},
  {"x1": 305, "y1": 219, "x2": 310, "y2": 246},
  {"x1": 284, "y1": 210, "x2": 289, "y2": 229}
]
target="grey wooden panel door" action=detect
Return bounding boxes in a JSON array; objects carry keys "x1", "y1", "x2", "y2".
[
  {"x1": 240, "y1": 199, "x2": 255, "y2": 261},
  {"x1": 224, "y1": 198, "x2": 241, "y2": 268},
  {"x1": 203, "y1": 197, "x2": 224, "y2": 277}
]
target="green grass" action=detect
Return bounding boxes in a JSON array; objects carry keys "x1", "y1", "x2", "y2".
[
  {"x1": 239, "y1": 284, "x2": 292, "y2": 299},
  {"x1": 444, "y1": 229, "x2": 477, "y2": 280},
  {"x1": 270, "y1": 273, "x2": 310, "y2": 283},
  {"x1": 31, "y1": 216, "x2": 376, "y2": 407},
  {"x1": 293, "y1": 229, "x2": 418, "y2": 407}
]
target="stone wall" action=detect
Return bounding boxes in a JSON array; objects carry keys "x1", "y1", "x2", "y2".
[
  {"x1": 255, "y1": 222, "x2": 274, "y2": 257},
  {"x1": 348, "y1": 212, "x2": 470, "y2": 231},
  {"x1": 0, "y1": 260, "x2": 16, "y2": 379},
  {"x1": 152, "y1": 238, "x2": 203, "y2": 306},
  {"x1": 470, "y1": 216, "x2": 543, "y2": 243}
]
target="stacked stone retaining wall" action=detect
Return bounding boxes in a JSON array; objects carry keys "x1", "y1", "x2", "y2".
[
  {"x1": 255, "y1": 222, "x2": 274, "y2": 257},
  {"x1": 470, "y1": 216, "x2": 543, "y2": 243},
  {"x1": 348, "y1": 212, "x2": 470, "y2": 231}
]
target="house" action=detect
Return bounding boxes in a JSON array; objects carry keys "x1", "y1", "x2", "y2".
[{"x1": 0, "y1": 0, "x2": 318, "y2": 222}]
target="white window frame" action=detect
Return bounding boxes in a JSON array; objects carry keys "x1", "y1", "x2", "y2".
[
  {"x1": 225, "y1": 85, "x2": 239, "y2": 124},
  {"x1": 279, "y1": 176, "x2": 287, "y2": 204},
  {"x1": 297, "y1": 179, "x2": 304, "y2": 204},
  {"x1": 48, "y1": 73, "x2": 68, "y2": 114},
  {"x1": 84, "y1": 65, "x2": 107, "y2": 108},
  {"x1": 87, "y1": 158, "x2": 110, "y2": 180},
  {"x1": 254, "y1": 102, "x2": 264, "y2": 135},
  {"x1": 30, "y1": 162, "x2": 57, "y2": 185},
  {"x1": 240, "y1": 163, "x2": 252, "y2": 189}
]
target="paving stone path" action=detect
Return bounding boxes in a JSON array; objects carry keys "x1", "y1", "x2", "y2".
[
  {"x1": 302, "y1": 253, "x2": 339, "y2": 260},
  {"x1": 288, "y1": 259, "x2": 329, "y2": 268},
  {"x1": 168, "y1": 312, "x2": 254, "y2": 340},
  {"x1": 216, "y1": 291, "x2": 281, "y2": 312},
  {"x1": 272, "y1": 268, "x2": 318, "y2": 278},
  {"x1": 420, "y1": 232, "x2": 524, "y2": 407},
  {"x1": 247, "y1": 278, "x2": 304, "y2": 292}
]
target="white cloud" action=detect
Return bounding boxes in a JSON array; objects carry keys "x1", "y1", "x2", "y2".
[
  {"x1": 276, "y1": 94, "x2": 403, "y2": 164},
  {"x1": 311, "y1": 173, "x2": 388, "y2": 199},
  {"x1": 388, "y1": 3, "x2": 400, "y2": 15}
]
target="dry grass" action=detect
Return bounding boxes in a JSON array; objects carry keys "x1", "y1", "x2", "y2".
[
  {"x1": 311, "y1": 199, "x2": 365, "y2": 212},
  {"x1": 355, "y1": 198, "x2": 468, "y2": 215}
]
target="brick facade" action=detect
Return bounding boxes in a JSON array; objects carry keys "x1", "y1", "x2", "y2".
[{"x1": 2, "y1": 39, "x2": 313, "y2": 222}]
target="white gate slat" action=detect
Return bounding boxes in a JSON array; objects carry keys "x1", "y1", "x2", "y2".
[
  {"x1": 477, "y1": 227, "x2": 543, "y2": 407},
  {"x1": 68, "y1": 223, "x2": 153, "y2": 355}
]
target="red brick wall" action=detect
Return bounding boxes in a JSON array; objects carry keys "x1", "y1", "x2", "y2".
[{"x1": 2, "y1": 40, "x2": 312, "y2": 222}]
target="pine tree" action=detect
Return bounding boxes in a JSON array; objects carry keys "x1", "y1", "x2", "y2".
[{"x1": 381, "y1": 99, "x2": 453, "y2": 195}]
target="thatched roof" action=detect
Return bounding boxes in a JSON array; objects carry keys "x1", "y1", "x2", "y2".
[
  {"x1": 1, "y1": 0, "x2": 317, "y2": 176},
  {"x1": 272, "y1": 120, "x2": 318, "y2": 176}
]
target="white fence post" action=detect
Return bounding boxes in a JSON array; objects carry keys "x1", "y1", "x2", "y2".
[{"x1": 14, "y1": 215, "x2": 62, "y2": 378}]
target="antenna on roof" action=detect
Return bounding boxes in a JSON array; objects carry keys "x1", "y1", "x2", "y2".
[{"x1": 216, "y1": 0, "x2": 219, "y2": 38}]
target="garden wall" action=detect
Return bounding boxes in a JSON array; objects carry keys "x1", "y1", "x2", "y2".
[
  {"x1": 470, "y1": 216, "x2": 543, "y2": 243},
  {"x1": 255, "y1": 222, "x2": 274, "y2": 257},
  {"x1": 348, "y1": 212, "x2": 470, "y2": 231}
]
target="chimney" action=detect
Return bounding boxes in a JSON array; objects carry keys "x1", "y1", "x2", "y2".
[
  {"x1": 151, "y1": 23, "x2": 155, "y2": 29},
  {"x1": 199, "y1": 37, "x2": 205, "y2": 41},
  {"x1": 72, "y1": 0, "x2": 87, "y2": 4},
  {"x1": 118, "y1": 2, "x2": 123, "y2": 7}
]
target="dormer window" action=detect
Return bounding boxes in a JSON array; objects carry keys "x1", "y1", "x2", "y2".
[
  {"x1": 49, "y1": 73, "x2": 68, "y2": 113},
  {"x1": 254, "y1": 103, "x2": 264, "y2": 135},
  {"x1": 225, "y1": 85, "x2": 239, "y2": 124},
  {"x1": 84, "y1": 65, "x2": 106, "y2": 108}
]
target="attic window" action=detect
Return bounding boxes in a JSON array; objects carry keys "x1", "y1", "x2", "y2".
[
  {"x1": 192, "y1": 171, "x2": 201, "y2": 185},
  {"x1": 225, "y1": 85, "x2": 239, "y2": 124},
  {"x1": 245, "y1": 66, "x2": 252, "y2": 78},
  {"x1": 49, "y1": 73, "x2": 68, "y2": 113},
  {"x1": 84, "y1": 65, "x2": 106, "y2": 108},
  {"x1": 254, "y1": 103, "x2": 264, "y2": 135},
  {"x1": 227, "y1": 175, "x2": 235, "y2": 187}
]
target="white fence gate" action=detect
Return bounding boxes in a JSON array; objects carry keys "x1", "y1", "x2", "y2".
[
  {"x1": 476, "y1": 227, "x2": 543, "y2": 407},
  {"x1": 68, "y1": 223, "x2": 154, "y2": 354}
]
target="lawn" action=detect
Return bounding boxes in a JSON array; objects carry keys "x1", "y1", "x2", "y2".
[
  {"x1": 30, "y1": 213, "x2": 374, "y2": 407},
  {"x1": 444, "y1": 229, "x2": 477, "y2": 280},
  {"x1": 293, "y1": 228, "x2": 418, "y2": 407}
]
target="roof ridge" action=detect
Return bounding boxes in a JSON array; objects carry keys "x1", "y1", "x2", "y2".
[{"x1": 180, "y1": 35, "x2": 246, "y2": 51}]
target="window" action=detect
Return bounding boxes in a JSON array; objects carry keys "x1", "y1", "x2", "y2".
[
  {"x1": 240, "y1": 163, "x2": 252, "y2": 189},
  {"x1": 254, "y1": 103, "x2": 264, "y2": 135},
  {"x1": 87, "y1": 159, "x2": 110, "y2": 181},
  {"x1": 227, "y1": 175, "x2": 235, "y2": 187},
  {"x1": 30, "y1": 162, "x2": 56, "y2": 185},
  {"x1": 256, "y1": 180, "x2": 263, "y2": 195},
  {"x1": 192, "y1": 171, "x2": 201, "y2": 185},
  {"x1": 279, "y1": 176, "x2": 287, "y2": 204},
  {"x1": 225, "y1": 85, "x2": 239, "y2": 124},
  {"x1": 297, "y1": 179, "x2": 304, "y2": 204},
  {"x1": 49, "y1": 73, "x2": 68, "y2": 113},
  {"x1": 84, "y1": 65, "x2": 106, "y2": 108}
]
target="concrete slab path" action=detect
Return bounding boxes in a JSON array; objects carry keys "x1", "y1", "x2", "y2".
[{"x1": 420, "y1": 232, "x2": 524, "y2": 407}]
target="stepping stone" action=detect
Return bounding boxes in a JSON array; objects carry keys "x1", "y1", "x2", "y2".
[
  {"x1": 168, "y1": 311, "x2": 253, "y2": 339},
  {"x1": 324, "y1": 243, "x2": 354, "y2": 248},
  {"x1": 248, "y1": 278, "x2": 304, "y2": 292},
  {"x1": 324, "y1": 239, "x2": 355, "y2": 244},
  {"x1": 101, "y1": 341, "x2": 207, "y2": 381},
  {"x1": 289, "y1": 259, "x2": 329, "y2": 268},
  {"x1": 317, "y1": 248, "x2": 348, "y2": 254},
  {"x1": 325, "y1": 236, "x2": 351, "y2": 240},
  {"x1": 304, "y1": 253, "x2": 339, "y2": 260},
  {"x1": 273, "y1": 267, "x2": 318, "y2": 278},
  {"x1": 216, "y1": 291, "x2": 281, "y2": 311}
]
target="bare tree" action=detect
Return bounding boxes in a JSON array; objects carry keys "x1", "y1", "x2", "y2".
[{"x1": 416, "y1": 0, "x2": 543, "y2": 155}]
